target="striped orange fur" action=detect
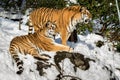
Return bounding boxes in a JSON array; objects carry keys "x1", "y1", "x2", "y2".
[
  {"x1": 9, "y1": 21, "x2": 73, "y2": 74},
  {"x1": 28, "y1": 5, "x2": 92, "y2": 45}
]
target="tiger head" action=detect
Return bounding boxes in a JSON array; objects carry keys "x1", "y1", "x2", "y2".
[
  {"x1": 80, "y1": 7, "x2": 92, "y2": 24},
  {"x1": 72, "y1": 6, "x2": 92, "y2": 24},
  {"x1": 44, "y1": 21, "x2": 57, "y2": 39}
]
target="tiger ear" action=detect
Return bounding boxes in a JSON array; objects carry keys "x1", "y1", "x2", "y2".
[{"x1": 80, "y1": 7, "x2": 86, "y2": 12}]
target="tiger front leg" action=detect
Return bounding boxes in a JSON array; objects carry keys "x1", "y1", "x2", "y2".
[
  {"x1": 61, "y1": 31, "x2": 70, "y2": 46},
  {"x1": 52, "y1": 44, "x2": 73, "y2": 52}
]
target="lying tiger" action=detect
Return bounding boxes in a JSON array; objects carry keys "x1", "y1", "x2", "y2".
[
  {"x1": 28, "y1": 5, "x2": 92, "y2": 45},
  {"x1": 9, "y1": 21, "x2": 73, "y2": 74}
]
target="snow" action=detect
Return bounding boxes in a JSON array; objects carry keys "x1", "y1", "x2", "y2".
[
  {"x1": 65, "y1": 0, "x2": 77, "y2": 4},
  {"x1": 65, "y1": 0, "x2": 78, "y2": 6},
  {"x1": 0, "y1": 12, "x2": 120, "y2": 80}
]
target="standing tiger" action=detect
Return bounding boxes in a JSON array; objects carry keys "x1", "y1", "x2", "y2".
[
  {"x1": 9, "y1": 21, "x2": 73, "y2": 74},
  {"x1": 28, "y1": 5, "x2": 92, "y2": 45}
]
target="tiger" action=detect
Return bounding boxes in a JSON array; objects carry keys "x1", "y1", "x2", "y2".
[
  {"x1": 9, "y1": 21, "x2": 73, "y2": 75},
  {"x1": 28, "y1": 5, "x2": 92, "y2": 45}
]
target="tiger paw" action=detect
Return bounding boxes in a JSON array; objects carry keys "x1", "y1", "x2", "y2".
[{"x1": 69, "y1": 48, "x2": 73, "y2": 52}]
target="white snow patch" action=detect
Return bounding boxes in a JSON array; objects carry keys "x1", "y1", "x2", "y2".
[{"x1": 0, "y1": 11, "x2": 120, "y2": 80}]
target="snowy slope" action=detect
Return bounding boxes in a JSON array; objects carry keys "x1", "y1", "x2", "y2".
[{"x1": 0, "y1": 16, "x2": 120, "y2": 80}]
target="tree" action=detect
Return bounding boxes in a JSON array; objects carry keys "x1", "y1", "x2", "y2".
[
  {"x1": 25, "y1": 0, "x2": 66, "y2": 9},
  {"x1": 76, "y1": 0, "x2": 120, "y2": 42}
]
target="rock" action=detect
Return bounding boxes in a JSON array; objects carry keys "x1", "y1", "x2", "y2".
[{"x1": 54, "y1": 51, "x2": 91, "y2": 72}]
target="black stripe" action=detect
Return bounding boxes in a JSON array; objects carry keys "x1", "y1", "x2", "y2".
[
  {"x1": 13, "y1": 55, "x2": 18, "y2": 59},
  {"x1": 14, "y1": 57, "x2": 20, "y2": 62},
  {"x1": 16, "y1": 70, "x2": 23, "y2": 75},
  {"x1": 17, "y1": 61, "x2": 23, "y2": 66},
  {"x1": 29, "y1": 29, "x2": 33, "y2": 30},
  {"x1": 18, "y1": 66, "x2": 23, "y2": 70}
]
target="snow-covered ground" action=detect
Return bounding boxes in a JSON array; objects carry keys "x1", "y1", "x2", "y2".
[{"x1": 0, "y1": 14, "x2": 120, "y2": 80}]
